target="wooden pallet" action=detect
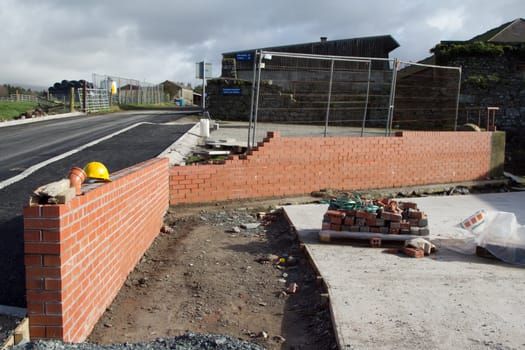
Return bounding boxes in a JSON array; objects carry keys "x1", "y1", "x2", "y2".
[
  {"x1": 1, "y1": 317, "x2": 29, "y2": 350},
  {"x1": 319, "y1": 230, "x2": 421, "y2": 248}
]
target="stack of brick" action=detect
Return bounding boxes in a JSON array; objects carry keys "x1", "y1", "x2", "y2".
[{"x1": 322, "y1": 199, "x2": 429, "y2": 236}]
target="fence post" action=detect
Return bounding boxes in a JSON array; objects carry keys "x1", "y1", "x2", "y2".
[
  {"x1": 70, "y1": 87, "x2": 75, "y2": 112},
  {"x1": 247, "y1": 50, "x2": 258, "y2": 150},
  {"x1": 361, "y1": 61, "x2": 372, "y2": 137},
  {"x1": 82, "y1": 80, "x2": 87, "y2": 113},
  {"x1": 386, "y1": 59, "x2": 399, "y2": 136},
  {"x1": 324, "y1": 59, "x2": 335, "y2": 137},
  {"x1": 454, "y1": 67, "x2": 462, "y2": 131},
  {"x1": 252, "y1": 51, "x2": 264, "y2": 148}
]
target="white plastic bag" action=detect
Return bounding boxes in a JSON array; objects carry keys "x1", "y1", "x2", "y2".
[
  {"x1": 475, "y1": 211, "x2": 525, "y2": 265},
  {"x1": 458, "y1": 210, "x2": 525, "y2": 265}
]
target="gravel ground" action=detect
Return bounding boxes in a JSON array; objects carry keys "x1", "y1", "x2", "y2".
[
  {"x1": 11, "y1": 333, "x2": 265, "y2": 350},
  {"x1": 86, "y1": 201, "x2": 336, "y2": 349}
]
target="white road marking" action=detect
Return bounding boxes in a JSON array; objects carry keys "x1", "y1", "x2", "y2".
[{"x1": 0, "y1": 122, "x2": 154, "y2": 190}]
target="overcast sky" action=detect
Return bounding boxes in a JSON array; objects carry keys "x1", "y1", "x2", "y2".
[{"x1": 0, "y1": 0, "x2": 522, "y2": 89}]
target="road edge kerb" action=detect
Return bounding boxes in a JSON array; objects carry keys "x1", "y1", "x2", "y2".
[{"x1": 157, "y1": 122, "x2": 204, "y2": 165}]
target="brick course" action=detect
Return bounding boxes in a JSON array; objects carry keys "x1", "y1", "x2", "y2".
[
  {"x1": 170, "y1": 131, "x2": 494, "y2": 204},
  {"x1": 23, "y1": 158, "x2": 169, "y2": 342}
]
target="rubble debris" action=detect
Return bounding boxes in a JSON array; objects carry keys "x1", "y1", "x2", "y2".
[
  {"x1": 273, "y1": 335, "x2": 286, "y2": 343},
  {"x1": 230, "y1": 226, "x2": 241, "y2": 233},
  {"x1": 160, "y1": 225, "x2": 173, "y2": 234},
  {"x1": 401, "y1": 247, "x2": 425, "y2": 258},
  {"x1": 254, "y1": 254, "x2": 279, "y2": 264},
  {"x1": 240, "y1": 223, "x2": 261, "y2": 230},
  {"x1": 286, "y1": 283, "x2": 299, "y2": 294},
  {"x1": 31, "y1": 179, "x2": 76, "y2": 205},
  {"x1": 405, "y1": 238, "x2": 436, "y2": 256}
]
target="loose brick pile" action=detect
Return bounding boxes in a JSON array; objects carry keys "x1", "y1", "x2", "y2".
[{"x1": 322, "y1": 198, "x2": 430, "y2": 236}]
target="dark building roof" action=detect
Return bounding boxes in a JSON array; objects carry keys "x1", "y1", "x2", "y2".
[
  {"x1": 468, "y1": 18, "x2": 525, "y2": 44},
  {"x1": 223, "y1": 35, "x2": 400, "y2": 58},
  {"x1": 412, "y1": 18, "x2": 525, "y2": 68}
]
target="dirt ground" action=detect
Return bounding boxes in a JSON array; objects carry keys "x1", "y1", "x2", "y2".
[{"x1": 87, "y1": 197, "x2": 337, "y2": 350}]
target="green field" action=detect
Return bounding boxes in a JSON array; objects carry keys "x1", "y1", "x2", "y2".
[{"x1": 0, "y1": 101, "x2": 39, "y2": 120}]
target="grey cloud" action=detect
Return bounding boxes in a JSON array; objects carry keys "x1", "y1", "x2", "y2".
[{"x1": 0, "y1": 0, "x2": 522, "y2": 87}]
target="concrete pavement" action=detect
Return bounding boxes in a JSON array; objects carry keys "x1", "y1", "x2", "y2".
[
  {"x1": 283, "y1": 192, "x2": 525, "y2": 349},
  {"x1": 204, "y1": 121, "x2": 525, "y2": 348}
]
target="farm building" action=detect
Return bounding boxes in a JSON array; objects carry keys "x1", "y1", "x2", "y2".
[
  {"x1": 221, "y1": 35, "x2": 400, "y2": 80},
  {"x1": 160, "y1": 81, "x2": 194, "y2": 105},
  {"x1": 209, "y1": 35, "x2": 400, "y2": 123}
]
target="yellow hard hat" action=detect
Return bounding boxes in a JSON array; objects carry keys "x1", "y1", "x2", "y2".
[{"x1": 83, "y1": 162, "x2": 111, "y2": 182}]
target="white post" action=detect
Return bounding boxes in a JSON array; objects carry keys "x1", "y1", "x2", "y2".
[{"x1": 202, "y1": 61, "x2": 206, "y2": 117}]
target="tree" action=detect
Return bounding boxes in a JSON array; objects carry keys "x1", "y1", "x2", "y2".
[{"x1": 194, "y1": 84, "x2": 203, "y2": 94}]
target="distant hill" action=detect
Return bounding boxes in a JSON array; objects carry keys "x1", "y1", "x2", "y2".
[{"x1": 1, "y1": 82, "x2": 47, "y2": 92}]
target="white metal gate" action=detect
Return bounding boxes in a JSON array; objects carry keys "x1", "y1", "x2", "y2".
[{"x1": 78, "y1": 88, "x2": 110, "y2": 113}]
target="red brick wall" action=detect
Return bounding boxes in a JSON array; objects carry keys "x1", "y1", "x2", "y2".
[
  {"x1": 21, "y1": 131, "x2": 496, "y2": 341},
  {"x1": 23, "y1": 158, "x2": 169, "y2": 342},
  {"x1": 169, "y1": 131, "x2": 494, "y2": 204}
]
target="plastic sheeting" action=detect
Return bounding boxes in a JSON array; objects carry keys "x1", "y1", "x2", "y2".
[{"x1": 450, "y1": 210, "x2": 525, "y2": 265}]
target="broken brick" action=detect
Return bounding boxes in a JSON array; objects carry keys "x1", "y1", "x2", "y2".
[
  {"x1": 355, "y1": 210, "x2": 368, "y2": 219},
  {"x1": 379, "y1": 227, "x2": 390, "y2": 234},
  {"x1": 326, "y1": 210, "x2": 346, "y2": 218},
  {"x1": 408, "y1": 209, "x2": 425, "y2": 219},
  {"x1": 400, "y1": 202, "x2": 418, "y2": 210},
  {"x1": 344, "y1": 216, "x2": 355, "y2": 226},
  {"x1": 390, "y1": 221, "x2": 401, "y2": 229},
  {"x1": 408, "y1": 218, "x2": 420, "y2": 226},
  {"x1": 402, "y1": 247, "x2": 424, "y2": 258},
  {"x1": 418, "y1": 228, "x2": 430, "y2": 236},
  {"x1": 366, "y1": 217, "x2": 377, "y2": 226},
  {"x1": 410, "y1": 227, "x2": 420, "y2": 235},
  {"x1": 356, "y1": 218, "x2": 367, "y2": 227},
  {"x1": 400, "y1": 222, "x2": 411, "y2": 230},
  {"x1": 366, "y1": 212, "x2": 377, "y2": 220},
  {"x1": 389, "y1": 228, "x2": 400, "y2": 235},
  {"x1": 370, "y1": 237, "x2": 382, "y2": 248},
  {"x1": 382, "y1": 212, "x2": 402, "y2": 222},
  {"x1": 330, "y1": 216, "x2": 344, "y2": 225},
  {"x1": 330, "y1": 223, "x2": 342, "y2": 231}
]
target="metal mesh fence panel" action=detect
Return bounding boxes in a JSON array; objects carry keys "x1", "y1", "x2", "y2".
[
  {"x1": 393, "y1": 60, "x2": 462, "y2": 131},
  {"x1": 92, "y1": 73, "x2": 165, "y2": 105},
  {"x1": 247, "y1": 51, "x2": 461, "y2": 145},
  {"x1": 78, "y1": 88, "x2": 110, "y2": 113},
  {"x1": 251, "y1": 52, "x2": 394, "y2": 141}
]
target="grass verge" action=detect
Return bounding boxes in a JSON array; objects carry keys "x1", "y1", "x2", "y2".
[{"x1": 0, "y1": 101, "x2": 39, "y2": 120}]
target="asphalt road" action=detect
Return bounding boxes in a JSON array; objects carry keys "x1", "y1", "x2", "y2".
[
  {"x1": 0, "y1": 110, "x2": 197, "y2": 307},
  {"x1": 0, "y1": 110, "x2": 198, "y2": 183}
]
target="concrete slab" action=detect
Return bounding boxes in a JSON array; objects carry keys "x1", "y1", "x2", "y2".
[{"x1": 283, "y1": 192, "x2": 525, "y2": 350}]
